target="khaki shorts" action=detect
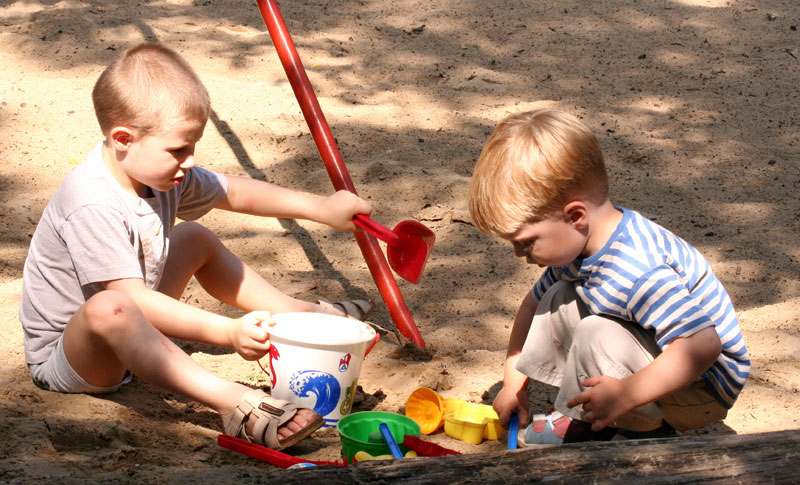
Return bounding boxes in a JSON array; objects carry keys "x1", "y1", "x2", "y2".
[
  {"x1": 516, "y1": 280, "x2": 727, "y2": 432},
  {"x1": 28, "y1": 336, "x2": 132, "y2": 394}
]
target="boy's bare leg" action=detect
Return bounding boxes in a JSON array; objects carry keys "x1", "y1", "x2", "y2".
[
  {"x1": 157, "y1": 221, "x2": 323, "y2": 314},
  {"x1": 63, "y1": 290, "x2": 317, "y2": 440}
]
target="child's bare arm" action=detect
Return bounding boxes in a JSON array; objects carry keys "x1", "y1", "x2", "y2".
[
  {"x1": 567, "y1": 325, "x2": 721, "y2": 430},
  {"x1": 104, "y1": 277, "x2": 272, "y2": 360},
  {"x1": 493, "y1": 291, "x2": 538, "y2": 427},
  {"x1": 216, "y1": 176, "x2": 372, "y2": 231}
]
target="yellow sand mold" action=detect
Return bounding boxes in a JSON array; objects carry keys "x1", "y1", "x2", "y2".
[{"x1": 442, "y1": 398, "x2": 503, "y2": 445}]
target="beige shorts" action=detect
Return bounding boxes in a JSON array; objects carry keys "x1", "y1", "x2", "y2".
[
  {"x1": 516, "y1": 280, "x2": 727, "y2": 432},
  {"x1": 28, "y1": 336, "x2": 132, "y2": 394}
]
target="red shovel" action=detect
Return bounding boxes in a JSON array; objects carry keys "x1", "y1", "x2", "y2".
[
  {"x1": 353, "y1": 215, "x2": 435, "y2": 285},
  {"x1": 256, "y1": 0, "x2": 429, "y2": 346}
]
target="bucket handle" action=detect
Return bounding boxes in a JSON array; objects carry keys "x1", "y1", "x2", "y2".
[
  {"x1": 365, "y1": 331, "x2": 380, "y2": 357},
  {"x1": 255, "y1": 319, "x2": 379, "y2": 357}
]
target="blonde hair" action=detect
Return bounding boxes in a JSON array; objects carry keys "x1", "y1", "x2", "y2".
[
  {"x1": 468, "y1": 108, "x2": 608, "y2": 235},
  {"x1": 92, "y1": 43, "x2": 211, "y2": 137}
]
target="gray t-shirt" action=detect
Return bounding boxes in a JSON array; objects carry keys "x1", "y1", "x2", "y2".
[{"x1": 19, "y1": 142, "x2": 229, "y2": 364}]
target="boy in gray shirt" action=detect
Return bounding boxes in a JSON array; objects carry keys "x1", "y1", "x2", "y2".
[{"x1": 19, "y1": 43, "x2": 373, "y2": 450}]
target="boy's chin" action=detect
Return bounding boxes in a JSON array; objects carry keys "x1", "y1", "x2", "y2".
[
  {"x1": 528, "y1": 257, "x2": 570, "y2": 267},
  {"x1": 526, "y1": 257, "x2": 545, "y2": 267}
]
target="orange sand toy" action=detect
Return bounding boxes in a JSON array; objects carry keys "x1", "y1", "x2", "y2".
[
  {"x1": 404, "y1": 388, "x2": 446, "y2": 434},
  {"x1": 404, "y1": 388, "x2": 503, "y2": 444}
]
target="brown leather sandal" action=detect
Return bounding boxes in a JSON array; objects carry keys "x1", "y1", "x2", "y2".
[
  {"x1": 221, "y1": 389, "x2": 324, "y2": 450},
  {"x1": 317, "y1": 298, "x2": 375, "y2": 321}
]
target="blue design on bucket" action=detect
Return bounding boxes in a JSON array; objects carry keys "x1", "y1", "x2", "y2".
[{"x1": 289, "y1": 370, "x2": 341, "y2": 418}]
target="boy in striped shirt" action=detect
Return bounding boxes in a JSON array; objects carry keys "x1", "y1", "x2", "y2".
[{"x1": 468, "y1": 108, "x2": 749, "y2": 445}]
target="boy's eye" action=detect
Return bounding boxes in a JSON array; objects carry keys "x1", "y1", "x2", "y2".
[{"x1": 170, "y1": 147, "x2": 194, "y2": 158}]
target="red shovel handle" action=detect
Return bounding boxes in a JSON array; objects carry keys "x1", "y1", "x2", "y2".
[
  {"x1": 218, "y1": 434, "x2": 349, "y2": 467},
  {"x1": 256, "y1": 0, "x2": 425, "y2": 347},
  {"x1": 353, "y1": 214, "x2": 401, "y2": 246}
]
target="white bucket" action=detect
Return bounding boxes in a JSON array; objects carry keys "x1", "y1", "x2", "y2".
[{"x1": 266, "y1": 312, "x2": 377, "y2": 427}]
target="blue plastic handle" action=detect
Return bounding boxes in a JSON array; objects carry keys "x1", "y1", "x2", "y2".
[
  {"x1": 379, "y1": 423, "x2": 404, "y2": 459},
  {"x1": 508, "y1": 414, "x2": 518, "y2": 450}
]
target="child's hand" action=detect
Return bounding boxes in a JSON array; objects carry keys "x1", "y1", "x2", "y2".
[
  {"x1": 228, "y1": 311, "x2": 274, "y2": 361},
  {"x1": 318, "y1": 190, "x2": 372, "y2": 232},
  {"x1": 493, "y1": 385, "x2": 531, "y2": 428},
  {"x1": 566, "y1": 376, "x2": 635, "y2": 431}
]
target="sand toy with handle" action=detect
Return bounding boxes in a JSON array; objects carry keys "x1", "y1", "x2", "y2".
[
  {"x1": 353, "y1": 215, "x2": 435, "y2": 285},
  {"x1": 379, "y1": 422, "x2": 405, "y2": 459},
  {"x1": 508, "y1": 413, "x2": 519, "y2": 450},
  {"x1": 256, "y1": 0, "x2": 428, "y2": 345}
]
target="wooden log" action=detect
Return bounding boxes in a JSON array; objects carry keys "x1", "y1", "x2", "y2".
[{"x1": 264, "y1": 430, "x2": 800, "y2": 483}]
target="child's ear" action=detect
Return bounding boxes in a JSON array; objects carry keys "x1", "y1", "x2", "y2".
[
  {"x1": 563, "y1": 200, "x2": 589, "y2": 229},
  {"x1": 109, "y1": 126, "x2": 136, "y2": 152}
]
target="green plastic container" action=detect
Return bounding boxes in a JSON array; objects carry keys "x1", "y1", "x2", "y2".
[{"x1": 337, "y1": 411, "x2": 421, "y2": 461}]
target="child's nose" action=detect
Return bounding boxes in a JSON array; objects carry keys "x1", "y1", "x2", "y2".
[{"x1": 180, "y1": 154, "x2": 195, "y2": 170}]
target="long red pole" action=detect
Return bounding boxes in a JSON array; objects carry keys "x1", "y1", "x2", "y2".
[{"x1": 256, "y1": 0, "x2": 425, "y2": 347}]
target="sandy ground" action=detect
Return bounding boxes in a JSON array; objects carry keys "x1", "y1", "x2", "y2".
[{"x1": 1, "y1": 0, "x2": 799, "y2": 482}]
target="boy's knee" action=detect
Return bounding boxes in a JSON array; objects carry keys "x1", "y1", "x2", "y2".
[
  {"x1": 571, "y1": 316, "x2": 628, "y2": 356},
  {"x1": 571, "y1": 315, "x2": 657, "y2": 374},
  {"x1": 172, "y1": 221, "x2": 215, "y2": 242},
  {"x1": 171, "y1": 221, "x2": 221, "y2": 253},
  {"x1": 572, "y1": 316, "x2": 608, "y2": 344},
  {"x1": 82, "y1": 290, "x2": 141, "y2": 334}
]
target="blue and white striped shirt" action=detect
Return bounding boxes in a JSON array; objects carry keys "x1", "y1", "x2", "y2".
[{"x1": 532, "y1": 208, "x2": 749, "y2": 408}]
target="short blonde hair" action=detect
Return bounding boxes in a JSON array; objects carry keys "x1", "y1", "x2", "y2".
[
  {"x1": 92, "y1": 43, "x2": 211, "y2": 137},
  {"x1": 468, "y1": 108, "x2": 608, "y2": 236}
]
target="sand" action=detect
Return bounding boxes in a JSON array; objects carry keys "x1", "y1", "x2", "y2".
[{"x1": 1, "y1": 0, "x2": 798, "y2": 482}]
